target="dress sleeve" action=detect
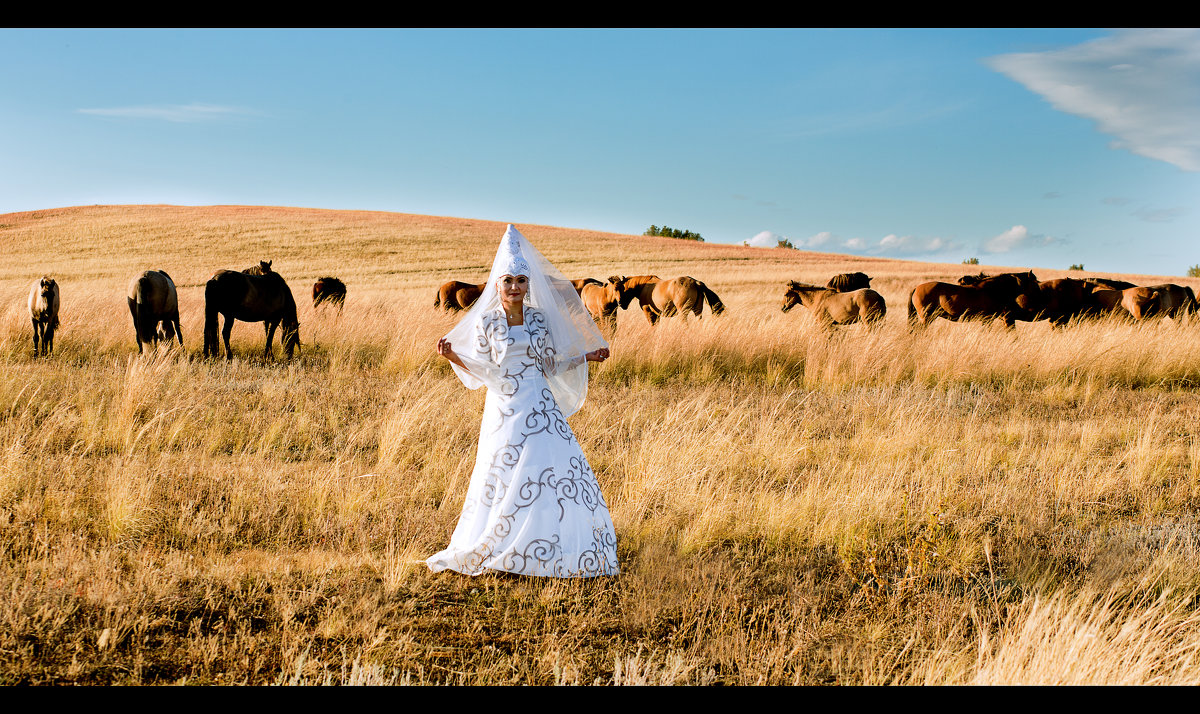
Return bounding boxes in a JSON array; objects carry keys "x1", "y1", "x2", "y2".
[{"x1": 450, "y1": 314, "x2": 510, "y2": 391}]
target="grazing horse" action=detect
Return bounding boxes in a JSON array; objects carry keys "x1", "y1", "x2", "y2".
[
  {"x1": 909, "y1": 271, "x2": 1039, "y2": 329},
  {"x1": 826, "y1": 272, "x2": 872, "y2": 292},
  {"x1": 203, "y1": 269, "x2": 300, "y2": 360},
  {"x1": 1022, "y1": 277, "x2": 1090, "y2": 326},
  {"x1": 579, "y1": 279, "x2": 620, "y2": 333},
  {"x1": 435, "y1": 280, "x2": 486, "y2": 311},
  {"x1": 607, "y1": 275, "x2": 725, "y2": 326},
  {"x1": 1082, "y1": 277, "x2": 1137, "y2": 292},
  {"x1": 313, "y1": 276, "x2": 347, "y2": 309},
  {"x1": 126, "y1": 269, "x2": 182, "y2": 353},
  {"x1": 1089, "y1": 287, "x2": 1161, "y2": 320},
  {"x1": 1141, "y1": 283, "x2": 1196, "y2": 319},
  {"x1": 28, "y1": 276, "x2": 60, "y2": 356},
  {"x1": 782, "y1": 282, "x2": 886, "y2": 331}
]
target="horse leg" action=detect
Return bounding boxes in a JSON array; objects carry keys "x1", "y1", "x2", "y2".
[
  {"x1": 44, "y1": 322, "x2": 54, "y2": 355},
  {"x1": 31, "y1": 318, "x2": 41, "y2": 356},
  {"x1": 642, "y1": 305, "x2": 659, "y2": 326},
  {"x1": 264, "y1": 320, "x2": 278, "y2": 359},
  {"x1": 221, "y1": 315, "x2": 235, "y2": 361},
  {"x1": 128, "y1": 298, "x2": 143, "y2": 354},
  {"x1": 173, "y1": 312, "x2": 183, "y2": 347}
]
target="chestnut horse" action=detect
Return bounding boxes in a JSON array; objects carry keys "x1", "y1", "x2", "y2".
[
  {"x1": 203, "y1": 269, "x2": 300, "y2": 360},
  {"x1": 127, "y1": 269, "x2": 182, "y2": 353},
  {"x1": 435, "y1": 280, "x2": 486, "y2": 311},
  {"x1": 28, "y1": 276, "x2": 60, "y2": 356},
  {"x1": 579, "y1": 279, "x2": 620, "y2": 333},
  {"x1": 909, "y1": 271, "x2": 1039, "y2": 328},
  {"x1": 1089, "y1": 287, "x2": 1162, "y2": 320},
  {"x1": 607, "y1": 274, "x2": 725, "y2": 325},
  {"x1": 782, "y1": 282, "x2": 886, "y2": 330}
]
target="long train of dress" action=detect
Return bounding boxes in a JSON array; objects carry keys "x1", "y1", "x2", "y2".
[{"x1": 426, "y1": 316, "x2": 619, "y2": 578}]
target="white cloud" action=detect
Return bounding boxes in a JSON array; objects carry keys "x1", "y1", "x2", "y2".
[
  {"x1": 77, "y1": 103, "x2": 256, "y2": 123},
  {"x1": 745, "y1": 230, "x2": 782, "y2": 247},
  {"x1": 806, "y1": 231, "x2": 834, "y2": 248},
  {"x1": 982, "y1": 225, "x2": 1059, "y2": 254},
  {"x1": 987, "y1": 29, "x2": 1200, "y2": 171},
  {"x1": 871, "y1": 233, "x2": 961, "y2": 255}
]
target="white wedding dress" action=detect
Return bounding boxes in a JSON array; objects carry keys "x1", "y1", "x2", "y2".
[{"x1": 426, "y1": 307, "x2": 620, "y2": 578}]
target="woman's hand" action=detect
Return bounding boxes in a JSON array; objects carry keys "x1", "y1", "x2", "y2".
[
  {"x1": 437, "y1": 338, "x2": 462, "y2": 365},
  {"x1": 585, "y1": 348, "x2": 610, "y2": 363}
]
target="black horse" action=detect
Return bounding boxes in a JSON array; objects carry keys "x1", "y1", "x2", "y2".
[{"x1": 203, "y1": 268, "x2": 300, "y2": 360}]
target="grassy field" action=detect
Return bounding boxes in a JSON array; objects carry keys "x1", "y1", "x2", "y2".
[{"x1": 3, "y1": 205, "x2": 1200, "y2": 684}]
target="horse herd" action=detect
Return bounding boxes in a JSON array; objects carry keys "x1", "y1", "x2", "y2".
[
  {"x1": 439, "y1": 269, "x2": 1200, "y2": 335},
  {"x1": 21, "y1": 263, "x2": 1198, "y2": 359},
  {"x1": 23, "y1": 261, "x2": 348, "y2": 358}
]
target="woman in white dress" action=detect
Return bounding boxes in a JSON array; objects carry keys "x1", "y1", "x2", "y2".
[{"x1": 426, "y1": 225, "x2": 620, "y2": 578}]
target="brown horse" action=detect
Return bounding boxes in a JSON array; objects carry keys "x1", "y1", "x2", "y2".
[
  {"x1": 1141, "y1": 283, "x2": 1196, "y2": 319},
  {"x1": 28, "y1": 276, "x2": 60, "y2": 356},
  {"x1": 435, "y1": 280, "x2": 485, "y2": 311},
  {"x1": 782, "y1": 282, "x2": 886, "y2": 330},
  {"x1": 127, "y1": 269, "x2": 182, "y2": 353},
  {"x1": 607, "y1": 275, "x2": 725, "y2": 325},
  {"x1": 313, "y1": 276, "x2": 347, "y2": 309},
  {"x1": 244, "y1": 260, "x2": 274, "y2": 276},
  {"x1": 1082, "y1": 277, "x2": 1137, "y2": 292},
  {"x1": 203, "y1": 269, "x2": 300, "y2": 360},
  {"x1": 579, "y1": 279, "x2": 620, "y2": 333},
  {"x1": 1089, "y1": 287, "x2": 1161, "y2": 320},
  {"x1": 826, "y1": 272, "x2": 872, "y2": 292},
  {"x1": 909, "y1": 271, "x2": 1039, "y2": 328}
]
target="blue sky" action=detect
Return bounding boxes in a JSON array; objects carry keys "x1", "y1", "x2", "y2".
[{"x1": 1, "y1": 28, "x2": 1197, "y2": 276}]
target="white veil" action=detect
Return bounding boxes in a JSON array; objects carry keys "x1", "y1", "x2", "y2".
[{"x1": 443, "y1": 224, "x2": 608, "y2": 417}]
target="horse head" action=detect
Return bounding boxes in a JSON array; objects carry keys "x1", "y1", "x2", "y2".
[
  {"x1": 39, "y1": 276, "x2": 57, "y2": 297},
  {"x1": 607, "y1": 276, "x2": 638, "y2": 310},
  {"x1": 781, "y1": 281, "x2": 803, "y2": 312},
  {"x1": 282, "y1": 319, "x2": 301, "y2": 359}
]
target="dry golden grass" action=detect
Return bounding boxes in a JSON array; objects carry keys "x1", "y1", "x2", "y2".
[{"x1": 3, "y1": 205, "x2": 1200, "y2": 684}]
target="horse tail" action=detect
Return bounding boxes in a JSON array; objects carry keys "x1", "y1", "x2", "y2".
[
  {"x1": 906, "y1": 287, "x2": 919, "y2": 328},
  {"x1": 433, "y1": 287, "x2": 442, "y2": 308},
  {"x1": 698, "y1": 280, "x2": 725, "y2": 315}
]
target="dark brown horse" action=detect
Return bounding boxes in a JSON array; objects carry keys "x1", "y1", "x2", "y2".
[
  {"x1": 435, "y1": 280, "x2": 485, "y2": 311},
  {"x1": 909, "y1": 271, "x2": 1039, "y2": 328},
  {"x1": 607, "y1": 275, "x2": 725, "y2": 325},
  {"x1": 28, "y1": 276, "x2": 60, "y2": 356},
  {"x1": 203, "y1": 269, "x2": 300, "y2": 360},
  {"x1": 826, "y1": 272, "x2": 872, "y2": 292},
  {"x1": 313, "y1": 276, "x2": 347, "y2": 309},
  {"x1": 127, "y1": 269, "x2": 182, "y2": 353},
  {"x1": 782, "y1": 282, "x2": 886, "y2": 330}
]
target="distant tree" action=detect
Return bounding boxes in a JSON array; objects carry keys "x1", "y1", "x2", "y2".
[
  {"x1": 777, "y1": 238, "x2": 796, "y2": 249},
  {"x1": 1188, "y1": 265, "x2": 1200, "y2": 278},
  {"x1": 1068, "y1": 263, "x2": 1084, "y2": 271},
  {"x1": 644, "y1": 225, "x2": 704, "y2": 242},
  {"x1": 962, "y1": 257, "x2": 980, "y2": 265}
]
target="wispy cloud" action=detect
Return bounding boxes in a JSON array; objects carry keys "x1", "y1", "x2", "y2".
[
  {"x1": 981, "y1": 224, "x2": 1060, "y2": 254},
  {"x1": 987, "y1": 29, "x2": 1200, "y2": 171},
  {"x1": 769, "y1": 229, "x2": 961, "y2": 256},
  {"x1": 77, "y1": 103, "x2": 258, "y2": 123}
]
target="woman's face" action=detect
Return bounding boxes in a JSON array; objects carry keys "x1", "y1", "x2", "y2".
[{"x1": 498, "y1": 274, "x2": 529, "y2": 307}]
